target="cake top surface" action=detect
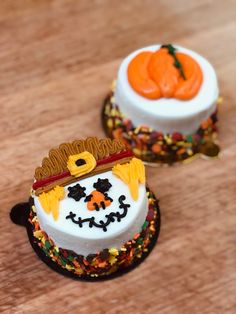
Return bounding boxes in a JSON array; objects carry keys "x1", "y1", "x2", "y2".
[
  {"x1": 34, "y1": 170, "x2": 147, "y2": 240},
  {"x1": 31, "y1": 137, "x2": 147, "y2": 245},
  {"x1": 116, "y1": 44, "x2": 219, "y2": 119}
]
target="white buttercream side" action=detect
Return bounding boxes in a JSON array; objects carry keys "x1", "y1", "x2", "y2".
[
  {"x1": 33, "y1": 170, "x2": 148, "y2": 256},
  {"x1": 115, "y1": 44, "x2": 219, "y2": 134}
]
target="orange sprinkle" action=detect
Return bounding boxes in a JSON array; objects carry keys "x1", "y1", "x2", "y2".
[
  {"x1": 177, "y1": 148, "x2": 186, "y2": 156},
  {"x1": 151, "y1": 143, "x2": 161, "y2": 154}
]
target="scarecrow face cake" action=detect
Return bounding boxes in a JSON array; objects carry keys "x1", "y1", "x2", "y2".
[
  {"x1": 26, "y1": 137, "x2": 160, "y2": 278},
  {"x1": 103, "y1": 44, "x2": 220, "y2": 163},
  {"x1": 34, "y1": 161, "x2": 147, "y2": 256}
]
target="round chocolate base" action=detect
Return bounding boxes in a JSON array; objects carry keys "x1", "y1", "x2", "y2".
[
  {"x1": 10, "y1": 189, "x2": 161, "y2": 281},
  {"x1": 102, "y1": 92, "x2": 220, "y2": 165}
]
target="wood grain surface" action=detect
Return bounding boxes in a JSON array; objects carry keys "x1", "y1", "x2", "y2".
[{"x1": 0, "y1": 1, "x2": 236, "y2": 313}]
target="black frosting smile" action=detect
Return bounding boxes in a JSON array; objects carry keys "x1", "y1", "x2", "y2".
[{"x1": 65, "y1": 195, "x2": 130, "y2": 232}]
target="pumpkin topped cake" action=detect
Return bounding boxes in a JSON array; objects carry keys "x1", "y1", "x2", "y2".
[{"x1": 103, "y1": 44, "x2": 220, "y2": 164}]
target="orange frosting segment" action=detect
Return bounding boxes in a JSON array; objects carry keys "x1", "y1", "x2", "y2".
[
  {"x1": 174, "y1": 52, "x2": 203, "y2": 100},
  {"x1": 148, "y1": 48, "x2": 180, "y2": 98},
  {"x1": 127, "y1": 51, "x2": 161, "y2": 99},
  {"x1": 127, "y1": 46, "x2": 203, "y2": 101}
]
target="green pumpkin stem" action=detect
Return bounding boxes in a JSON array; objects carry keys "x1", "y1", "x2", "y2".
[{"x1": 161, "y1": 44, "x2": 186, "y2": 80}]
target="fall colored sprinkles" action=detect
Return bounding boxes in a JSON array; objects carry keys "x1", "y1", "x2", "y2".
[
  {"x1": 29, "y1": 188, "x2": 159, "y2": 278},
  {"x1": 102, "y1": 91, "x2": 220, "y2": 164}
]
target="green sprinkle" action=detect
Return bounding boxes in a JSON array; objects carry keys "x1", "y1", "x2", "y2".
[
  {"x1": 68, "y1": 255, "x2": 74, "y2": 261},
  {"x1": 45, "y1": 240, "x2": 51, "y2": 250},
  {"x1": 142, "y1": 221, "x2": 149, "y2": 229},
  {"x1": 186, "y1": 135, "x2": 193, "y2": 143},
  {"x1": 60, "y1": 258, "x2": 67, "y2": 267},
  {"x1": 136, "y1": 237, "x2": 144, "y2": 245}
]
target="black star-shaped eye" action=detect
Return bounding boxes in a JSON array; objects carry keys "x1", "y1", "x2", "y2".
[
  {"x1": 93, "y1": 178, "x2": 112, "y2": 193},
  {"x1": 68, "y1": 184, "x2": 86, "y2": 201}
]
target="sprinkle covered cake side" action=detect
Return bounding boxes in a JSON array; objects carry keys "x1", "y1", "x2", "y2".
[
  {"x1": 102, "y1": 44, "x2": 220, "y2": 164},
  {"x1": 29, "y1": 188, "x2": 160, "y2": 278}
]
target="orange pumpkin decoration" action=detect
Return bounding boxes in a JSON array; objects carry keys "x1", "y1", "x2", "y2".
[{"x1": 127, "y1": 46, "x2": 203, "y2": 101}]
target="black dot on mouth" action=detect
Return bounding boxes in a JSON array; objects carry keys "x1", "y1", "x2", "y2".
[{"x1": 75, "y1": 159, "x2": 86, "y2": 166}]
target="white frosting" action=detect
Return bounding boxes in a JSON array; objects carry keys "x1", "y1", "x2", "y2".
[
  {"x1": 115, "y1": 44, "x2": 219, "y2": 135},
  {"x1": 33, "y1": 170, "x2": 148, "y2": 256}
]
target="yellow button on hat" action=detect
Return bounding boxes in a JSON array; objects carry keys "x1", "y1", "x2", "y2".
[{"x1": 67, "y1": 151, "x2": 96, "y2": 178}]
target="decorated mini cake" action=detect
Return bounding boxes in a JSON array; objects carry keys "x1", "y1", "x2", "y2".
[
  {"x1": 102, "y1": 44, "x2": 221, "y2": 164},
  {"x1": 10, "y1": 137, "x2": 160, "y2": 280}
]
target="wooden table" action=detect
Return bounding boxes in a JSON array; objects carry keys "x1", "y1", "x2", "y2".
[{"x1": 1, "y1": 1, "x2": 236, "y2": 313}]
